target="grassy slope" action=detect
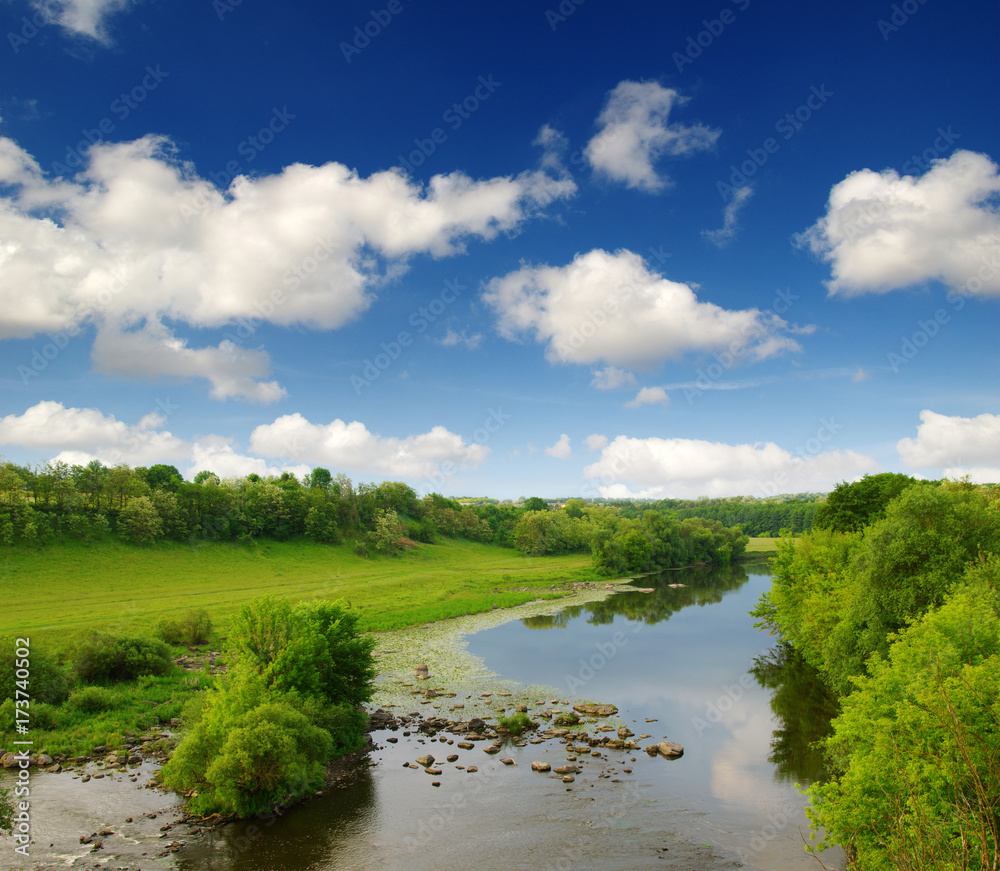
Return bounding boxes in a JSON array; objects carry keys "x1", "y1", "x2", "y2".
[
  {"x1": 745, "y1": 537, "x2": 781, "y2": 553},
  {"x1": 0, "y1": 537, "x2": 597, "y2": 643}
]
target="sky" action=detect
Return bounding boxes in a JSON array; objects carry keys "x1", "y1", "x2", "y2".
[{"x1": 0, "y1": 0, "x2": 998, "y2": 501}]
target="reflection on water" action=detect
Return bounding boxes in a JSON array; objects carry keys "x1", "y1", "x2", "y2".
[
  {"x1": 751, "y1": 643, "x2": 840, "y2": 785},
  {"x1": 177, "y1": 769, "x2": 381, "y2": 871},
  {"x1": 522, "y1": 562, "x2": 754, "y2": 630}
]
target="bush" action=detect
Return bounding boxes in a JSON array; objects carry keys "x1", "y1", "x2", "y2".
[
  {"x1": 158, "y1": 609, "x2": 213, "y2": 646},
  {"x1": 29, "y1": 701, "x2": 60, "y2": 730},
  {"x1": 0, "y1": 638, "x2": 71, "y2": 705},
  {"x1": 69, "y1": 686, "x2": 117, "y2": 714},
  {"x1": 74, "y1": 633, "x2": 174, "y2": 683}
]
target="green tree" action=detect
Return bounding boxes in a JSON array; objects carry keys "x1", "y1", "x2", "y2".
[
  {"x1": 813, "y1": 472, "x2": 918, "y2": 533},
  {"x1": 119, "y1": 495, "x2": 164, "y2": 544},
  {"x1": 806, "y1": 558, "x2": 1000, "y2": 870}
]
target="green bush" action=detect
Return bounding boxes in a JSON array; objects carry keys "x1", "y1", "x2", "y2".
[
  {"x1": 29, "y1": 701, "x2": 60, "y2": 730},
  {"x1": 0, "y1": 638, "x2": 71, "y2": 705},
  {"x1": 69, "y1": 685, "x2": 117, "y2": 714},
  {"x1": 74, "y1": 633, "x2": 174, "y2": 683},
  {"x1": 158, "y1": 608, "x2": 213, "y2": 646}
]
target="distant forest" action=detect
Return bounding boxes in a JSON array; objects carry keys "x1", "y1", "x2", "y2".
[{"x1": 0, "y1": 459, "x2": 766, "y2": 575}]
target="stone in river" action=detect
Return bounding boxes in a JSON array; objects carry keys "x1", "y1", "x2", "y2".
[{"x1": 530, "y1": 761, "x2": 551, "y2": 772}]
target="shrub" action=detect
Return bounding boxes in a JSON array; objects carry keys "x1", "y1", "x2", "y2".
[
  {"x1": 158, "y1": 609, "x2": 213, "y2": 646},
  {"x1": 29, "y1": 701, "x2": 60, "y2": 730},
  {"x1": 74, "y1": 633, "x2": 174, "y2": 683},
  {"x1": 0, "y1": 639, "x2": 71, "y2": 705},
  {"x1": 69, "y1": 686, "x2": 117, "y2": 714}
]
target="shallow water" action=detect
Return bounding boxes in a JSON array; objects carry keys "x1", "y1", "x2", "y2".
[{"x1": 4, "y1": 562, "x2": 847, "y2": 870}]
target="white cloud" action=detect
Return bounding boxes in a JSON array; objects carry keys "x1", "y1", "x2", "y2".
[
  {"x1": 584, "y1": 435, "x2": 879, "y2": 499},
  {"x1": 91, "y1": 321, "x2": 287, "y2": 403},
  {"x1": 625, "y1": 386, "x2": 670, "y2": 408},
  {"x1": 584, "y1": 434, "x2": 608, "y2": 452},
  {"x1": 483, "y1": 248, "x2": 805, "y2": 371},
  {"x1": 591, "y1": 365, "x2": 636, "y2": 390},
  {"x1": 249, "y1": 414, "x2": 489, "y2": 479},
  {"x1": 0, "y1": 401, "x2": 189, "y2": 466},
  {"x1": 33, "y1": 0, "x2": 133, "y2": 42},
  {"x1": 585, "y1": 81, "x2": 719, "y2": 193},
  {"x1": 0, "y1": 132, "x2": 575, "y2": 399},
  {"x1": 851, "y1": 366, "x2": 870, "y2": 383},
  {"x1": 798, "y1": 150, "x2": 1000, "y2": 296},
  {"x1": 545, "y1": 433, "x2": 572, "y2": 459},
  {"x1": 186, "y1": 435, "x2": 309, "y2": 482},
  {"x1": 942, "y1": 466, "x2": 1000, "y2": 484},
  {"x1": 438, "y1": 328, "x2": 482, "y2": 350},
  {"x1": 703, "y1": 185, "x2": 753, "y2": 247},
  {"x1": 897, "y1": 409, "x2": 1000, "y2": 469}
]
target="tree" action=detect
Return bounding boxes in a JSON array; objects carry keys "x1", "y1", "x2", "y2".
[
  {"x1": 119, "y1": 495, "x2": 164, "y2": 544},
  {"x1": 370, "y1": 508, "x2": 405, "y2": 554},
  {"x1": 522, "y1": 496, "x2": 549, "y2": 512},
  {"x1": 806, "y1": 558, "x2": 1000, "y2": 870},
  {"x1": 142, "y1": 464, "x2": 184, "y2": 492},
  {"x1": 813, "y1": 472, "x2": 918, "y2": 533},
  {"x1": 193, "y1": 470, "x2": 219, "y2": 485},
  {"x1": 308, "y1": 467, "x2": 333, "y2": 490}
]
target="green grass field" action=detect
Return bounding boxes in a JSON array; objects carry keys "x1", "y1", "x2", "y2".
[
  {"x1": 0, "y1": 537, "x2": 598, "y2": 645},
  {"x1": 745, "y1": 536, "x2": 789, "y2": 553}
]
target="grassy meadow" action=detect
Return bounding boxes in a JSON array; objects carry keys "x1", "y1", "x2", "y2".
[{"x1": 0, "y1": 537, "x2": 598, "y2": 644}]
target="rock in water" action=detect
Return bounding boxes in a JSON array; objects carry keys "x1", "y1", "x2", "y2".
[
  {"x1": 657, "y1": 741, "x2": 684, "y2": 758},
  {"x1": 572, "y1": 703, "x2": 618, "y2": 717},
  {"x1": 530, "y1": 761, "x2": 551, "y2": 772}
]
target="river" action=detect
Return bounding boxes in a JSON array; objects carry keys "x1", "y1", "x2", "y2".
[{"x1": 6, "y1": 561, "x2": 847, "y2": 870}]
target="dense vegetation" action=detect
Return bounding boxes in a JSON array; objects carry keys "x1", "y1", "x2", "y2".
[
  {"x1": 611, "y1": 492, "x2": 824, "y2": 537},
  {"x1": 752, "y1": 476, "x2": 1000, "y2": 870},
  {"x1": 0, "y1": 459, "x2": 748, "y2": 575},
  {"x1": 161, "y1": 597, "x2": 374, "y2": 817}
]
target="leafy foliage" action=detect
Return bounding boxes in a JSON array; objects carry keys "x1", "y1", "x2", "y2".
[
  {"x1": 0, "y1": 638, "x2": 70, "y2": 704},
  {"x1": 73, "y1": 633, "x2": 174, "y2": 683},
  {"x1": 806, "y1": 559, "x2": 1000, "y2": 870},
  {"x1": 158, "y1": 608, "x2": 213, "y2": 646},
  {"x1": 163, "y1": 595, "x2": 374, "y2": 818}
]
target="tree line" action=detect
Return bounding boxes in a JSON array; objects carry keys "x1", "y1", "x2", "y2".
[{"x1": 0, "y1": 459, "x2": 748, "y2": 574}]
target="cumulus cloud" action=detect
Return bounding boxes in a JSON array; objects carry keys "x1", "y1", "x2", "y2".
[
  {"x1": 584, "y1": 435, "x2": 879, "y2": 499},
  {"x1": 798, "y1": 150, "x2": 1000, "y2": 296},
  {"x1": 544, "y1": 433, "x2": 572, "y2": 459},
  {"x1": 32, "y1": 0, "x2": 134, "y2": 42},
  {"x1": 591, "y1": 366, "x2": 636, "y2": 390},
  {"x1": 584, "y1": 434, "x2": 608, "y2": 452},
  {"x1": 91, "y1": 321, "x2": 287, "y2": 403},
  {"x1": 0, "y1": 401, "x2": 189, "y2": 466},
  {"x1": 703, "y1": 185, "x2": 753, "y2": 247},
  {"x1": 897, "y1": 409, "x2": 1000, "y2": 470},
  {"x1": 625, "y1": 386, "x2": 669, "y2": 408},
  {"x1": 483, "y1": 248, "x2": 806, "y2": 371},
  {"x1": 0, "y1": 131, "x2": 575, "y2": 400},
  {"x1": 585, "y1": 81, "x2": 719, "y2": 192},
  {"x1": 249, "y1": 414, "x2": 489, "y2": 479}
]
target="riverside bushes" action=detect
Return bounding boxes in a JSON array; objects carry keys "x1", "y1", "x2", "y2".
[
  {"x1": 161, "y1": 595, "x2": 375, "y2": 818},
  {"x1": 753, "y1": 480, "x2": 1000, "y2": 868}
]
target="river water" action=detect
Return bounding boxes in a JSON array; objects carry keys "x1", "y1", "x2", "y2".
[{"x1": 5, "y1": 561, "x2": 847, "y2": 870}]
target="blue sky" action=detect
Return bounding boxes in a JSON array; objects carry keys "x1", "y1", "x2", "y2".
[{"x1": 0, "y1": 0, "x2": 997, "y2": 499}]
